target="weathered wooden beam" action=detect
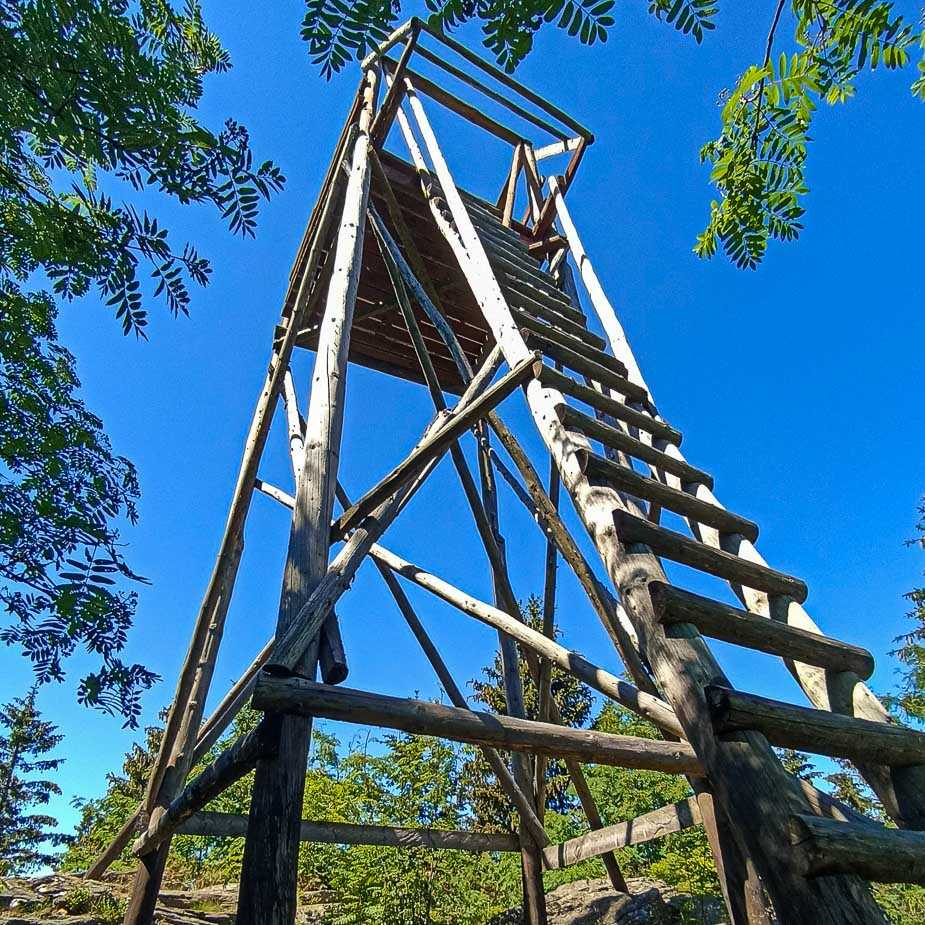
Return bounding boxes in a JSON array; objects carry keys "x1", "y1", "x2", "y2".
[
  {"x1": 370, "y1": 544, "x2": 682, "y2": 737},
  {"x1": 383, "y1": 58, "x2": 523, "y2": 145},
  {"x1": 543, "y1": 797, "x2": 702, "y2": 870},
  {"x1": 414, "y1": 45, "x2": 568, "y2": 141},
  {"x1": 133, "y1": 719, "x2": 279, "y2": 858},
  {"x1": 253, "y1": 677, "x2": 703, "y2": 775},
  {"x1": 707, "y1": 685, "x2": 925, "y2": 767},
  {"x1": 503, "y1": 143, "x2": 524, "y2": 228},
  {"x1": 334, "y1": 352, "x2": 542, "y2": 537},
  {"x1": 537, "y1": 365, "x2": 679, "y2": 444},
  {"x1": 178, "y1": 811, "x2": 522, "y2": 853},
  {"x1": 560, "y1": 405, "x2": 711, "y2": 489},
  {"x1": 789, "y1": 814, "x2": 925, "y2": 885},
  {"x1": 651, "y1": 582, "x2": 874, "y2": 679},
  {"x1": 534, "y1": 137, "x2": 583, "y2": 161},
  {"x1": 591, "y1": 464, "x2": 761, "y2": 547},
  {"x1": 418, "y1": 20, "x2": 593, "y2": 139}
]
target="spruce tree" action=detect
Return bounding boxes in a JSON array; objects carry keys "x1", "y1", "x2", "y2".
[{"x1": 0, "y1": 686, "x2": 69, "y2": 874}]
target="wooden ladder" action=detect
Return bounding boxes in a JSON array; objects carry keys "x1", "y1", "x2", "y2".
[{"x1": 390, "y1": 83, "x2": 925, "y2": 921}]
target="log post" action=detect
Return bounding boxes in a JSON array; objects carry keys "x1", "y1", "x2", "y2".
[{"x1": 235, "y1": 66, "x2": 378, "y2": 925}]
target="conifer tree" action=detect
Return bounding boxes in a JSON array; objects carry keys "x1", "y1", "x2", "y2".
[{"x1": 0, "y1": 686, "x2": 69, "y2": 874}]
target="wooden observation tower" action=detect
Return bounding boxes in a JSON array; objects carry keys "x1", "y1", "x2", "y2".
[{"x1": 90, "y1": 18, "x2": 925, "y2": 925}]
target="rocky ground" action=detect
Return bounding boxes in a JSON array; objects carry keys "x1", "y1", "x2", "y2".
[{"x1": 0, "y1": 873, "x2": 725, "y2": 925}]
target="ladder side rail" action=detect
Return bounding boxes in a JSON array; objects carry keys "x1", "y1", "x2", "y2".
[
  {"x1": 395, "y1": 77, "x2": 884, "y2": 921},
  {"x1": 548, "y1": 175, "x2": 925, "y2": 830}
]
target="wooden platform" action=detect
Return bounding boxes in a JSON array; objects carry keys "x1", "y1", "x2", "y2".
[{"x1": 294, "y1": 151, "x2": 501, "y2": 392}]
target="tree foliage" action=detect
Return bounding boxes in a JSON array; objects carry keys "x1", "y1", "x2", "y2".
[
  {"x1": 301, "y1": 1, "x2": 924, "y2": 267},
  {"x1": 0, "y1": 686, "x2": 69, "y2": 874},
  {"x1": 461, "y1": 595, "x2": 593, "y2": 832},
  {"x1": 0, "y1": 0, "x2": 283, "y2": 724}
]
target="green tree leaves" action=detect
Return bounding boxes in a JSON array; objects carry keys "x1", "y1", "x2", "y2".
[
  {"x1": 697, "y1": 1, "x2": 923, "y2": 268},
  {"x1": 0, "y1": 687, "x2": 70, "y2": 874},
  {"x1": 0, "y1": 1, "x2": 282, "y2": 722}
]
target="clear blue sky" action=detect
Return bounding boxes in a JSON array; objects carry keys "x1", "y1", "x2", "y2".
[{"x1": 4, "y1": 1, "x2": 923, "y2": 839}]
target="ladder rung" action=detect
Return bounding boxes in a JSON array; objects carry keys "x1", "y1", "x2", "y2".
[
  {"x1": 649, "y1": 581, "x2": 873, "y2": 678},
  {"x1": 612, "y1": 508, "x2": 793, "y2": 596},
  {"x1": 590, "y1": 459, "x2": 761, "y2": 545},
  {"x1": 491, "y1": 259, "x2": 581, "y2": 317},
  {"x1": 511, "y1": 305, "x2": 606, "y2": 350},
  {"x1": 789, "y1": 814, "x2": 925, "y2": 885},
  {"x1": 561, "y1": 406, "x2": 712, "y2": 489},
  {"x1": 501, "y1": 277, "x2": 588, "y2": 328},
  {"x1": 706, "y1": 685, "x2": 925, "y2": 767},
  {"x1": 539, "y1": 366, "x2": 677, "y2": 443},
  {"x1": 526, "y1": 329, "x2": 629, "y2": 383},
  {"x1": 531, "y1": 342, "x2": 638, "y2": 400}
]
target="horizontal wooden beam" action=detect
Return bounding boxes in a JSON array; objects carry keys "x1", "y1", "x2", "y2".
[
  {"x1": 133, "y1": 719, "x2": 278, "y2": 857},
  {"x1": 413, "y1": 44, "x2": 568, "y2": 142},
  {"x1": 650, "y1": 582, "x2": 874, "y2": 679},
  {"x1": 419, "y1": 20, "x2": 594, "y2": 139},
  {"x1": 542, "y1": 797, "x2": 702, "y2": 870},
  {"x1": 707, "y1": 685, "x2": 925, "y2": 767},
  {"x1": 178, "y1": 811, "x2": 521, "y2": 854},
  {"x1": 387, "y1": 62, "x2": 523, "y2": 146},
  {"x1": 334, "y1": 352, "x2": 541, "y2": 537},
  {"x1": 534, "y1": 137, "x2": 583, "y2": 161},
  {"x1": 370, "y1": 544, "x2": 682, "y2": 737},
  {"x1": 790, "y1": 814, "x2": 925, "y2": 885},
  {"x1": 253, "y1": 676, "x2": 704, "y2": 776}
]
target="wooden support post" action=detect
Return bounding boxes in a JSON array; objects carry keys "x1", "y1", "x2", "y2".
[
  {"x1": 253, "y1": 677, "x2": 703, "y2": 774},
  {"x1": 502, "y1": 143, "x2": 524, "y2": 228},
  {"x1": 235, "y1": 66, "x2": 379, "y2": 925},
  {"x1": 282, "y1": 369, "x2": 348, "y2": 685},
  {"x1": 112, "y1": 84, "x2": 365, "y2": 907},
  {"x1": 370, "y1": 26, "x2": 419, "y2": 146},
  {"x1": 400, "y1": 80, "x2": 882, "y2": 920}
]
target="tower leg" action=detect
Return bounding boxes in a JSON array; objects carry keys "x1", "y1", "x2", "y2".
[{"x1": 235, "y1": 67, "x2": 378, "y2": 925}]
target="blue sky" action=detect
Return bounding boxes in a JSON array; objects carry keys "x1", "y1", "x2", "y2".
[{"x1": 4, "y1": 2, "x2": 923, "y2": 839}]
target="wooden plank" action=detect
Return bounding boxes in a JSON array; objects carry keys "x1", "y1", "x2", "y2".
[
  {"x1": 650, "y1": 582, "x2": 874, "y2": 679},
  {"x1": 371, "y1": 543, "x2": 682, "y2": 737},
  {"x1": 613, "y1": 510, "x2": 802, "y2": 601},
  {"x1": 335, "y1": 353, "x2": 541, "y2": 536},
  {"x1": 543, "y1": 798, "x2": 702, "y2": 870},
  {"x1": 514, "y1": 306, "x2": 606, "y2": 350},
  {"x1": 789, "y1": 814, "x2": 925, "y2": 885},
  {"x1": 253, "y1": 677, "x2": 703, "y2": 775},
  {"x1": 522, "y1": 322, "x2": 627, "y2": 381},
  {"x1": 560, "y1": 405, "x2": 711, "y2": 489},
  {"x1": 707, "y1": 685, "x2": 925, "y2": 767},
  {"x1": 538, "y1": 365, "x2": 678, "y2": 443},
  {"x1": 179, "y1": 811, "x2": 522, "y2": 853},
  {"x1": 531, "y1": 341, "x2": 636, "y2": 400},
  {"x1": 591, "y1": 463, "x2": 760, "y2": 546}
]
